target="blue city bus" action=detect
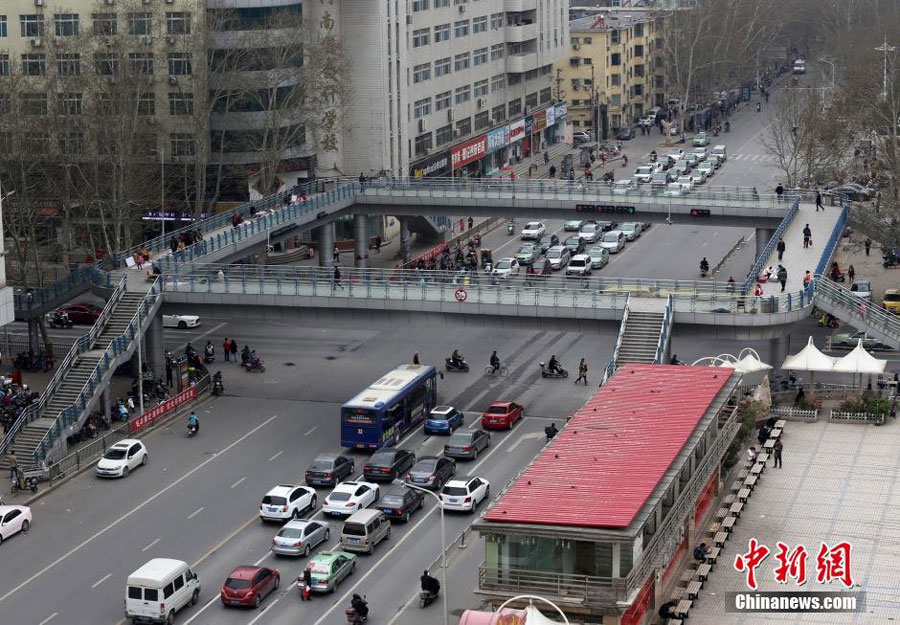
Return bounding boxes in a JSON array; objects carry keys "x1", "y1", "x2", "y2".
[{"x1": 341, "y1": 364, "x2": 438, "y2": 450}]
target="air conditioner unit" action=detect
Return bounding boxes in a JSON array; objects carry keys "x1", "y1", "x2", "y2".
[
  {"x1": 165, "y1": 35, "x2": 176, "y2": 45},
  {"x1": 167, "y1": 75, "x2": 178, "y2": 85},
  {"x1": 447, "y1": 108, "x2": 455, "y2": 121},
  {"x1": 418, "y1": 118, "x2": 428, "y2": 132},
  {"x1": 31, "y1": 37, "x2": 42, "y2": 47},
  {"x1": 477, "y1": 97, "x2": 486, "y2": 108},
  {"x1": 458, "y1": 4, "x2": 466, "y2": 13},
  {"x1": 34, "y1": 0, "x2": 43, "y2": 6},
  {"x1": 406, "y1": 15, "x2": 412, "y2": 25},
  {"x1": 488, "y1": 118, "x2": 495, "y2": 126}
]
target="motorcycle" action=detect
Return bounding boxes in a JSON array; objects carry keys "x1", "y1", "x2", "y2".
[
  {"x1": 539, "y1": 362, "x2": 569, "y2": 379},
  {"x1": 817, "y1": 314, "x2": 840, "y2": 328},
  {"x1": 346, "y1": 596, "x2": 368, "y2": 624},
  {"x1": 212, "y1": 374, "x2": 224, "y2": 396},
  {"x1": 756, "y1": 102, "x2": 761, "y2": 112},
  {"x1": 204, "y1": 354, "x2": 215, "y2": 364},
  {"x1": 419, "y1": 589, "x2": 439, "y2": 608},
  {"x1": 883, "y1": 250, "x2": 900, "y2": 268},
  {"x1": 700, "y1": 262, "x2": 709, "y2": 278},
  {"x1": 724, "y1": 122, "x2": 730, "y2": 133},
  {"x1": 445, "y1": 357, "x2": 470, "y2": 373},
  {"x1": 244, "y1": 360, "x2": 266, "y2": 373},
  {"x1": 506, "y1": 222, "x2": 515, "y2": 236},
  {"x1": 187, "y1": 424, "x2": 198, "y2": 437},
  {"x1": 48, "y1": 311, "x2": 74, "y2": 329},
  {"x1": 473, "y1": 233, "x2": 482, "y2": 247}
]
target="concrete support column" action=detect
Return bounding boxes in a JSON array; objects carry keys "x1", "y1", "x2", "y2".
[
  {"x1": 769, "y1": 334, "x2": 790, "y2": 373},
  {"x1": 399, "y1": 217, "x2": 411, "y2": 265},
  {"x1": 145, "y1": 312, "x2": 165, "y2": 381},
  {"x1": 101, "y1": 386, "x2": 112, "y2": 424},
  {"x1": 318, "y1": 222, "x2": 335, "y2": 269},
  {"x1": 354, "y1": 214, "x2": 369, "y2": 269},
  {"x1": 755, "y1": 227, "x2": 775, "y2": 260},
  {"x1": 27, "y1": 318, "x2": 40, "y2": 352}
]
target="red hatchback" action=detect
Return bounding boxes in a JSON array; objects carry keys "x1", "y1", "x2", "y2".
[
  {"x1": 220, "y1": 566, "x2": 280, "y2": 608},
  {"x1": 57, "y1": 302, "x2": 103, "y2": 325},
  {"x1": 481, "y1": 401, "x2": 524, "y2": 430}
]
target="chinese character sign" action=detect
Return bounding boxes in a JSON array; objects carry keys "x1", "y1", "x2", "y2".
[{"x1": 735, "y1": 539, "x2": 854, "y2": 590}]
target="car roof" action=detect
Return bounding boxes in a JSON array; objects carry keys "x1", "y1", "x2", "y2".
[
  {"x1": 444, "y1": 478, "x2": 476, "y2": 488},
  {"x1": 281, "y1": 519, "x2": 322, "y2": 530},
  {"x1": 571, "y1": 254, "x2": 590, "y2": 261},
  {"x1": 431, "y1": 405, "x2": 455, "y2": 414},
  {"x1": 111, "y1": 439, "x2": 141, "y2": 449},
  {"x1": 333, "y1": 480, "x2": 374, "y2": 492},
  {"x1": 547, "y1": 245, "x2": 566, "y2": 253},
  {"x1": 497, "y1": 257, "x2": 515, "y2": 263},
  {"x1": 313, "y1": 453, "x2": 342, "y2": 462},
  {"x1": 310, "y1": 550, "x2": 353, "y2": 564},
  {"x1": 885, "y1": 289, "x2": 899, "y2": 295},
  {"x1": 267, "y1": 484, "x2": 302, "y2": 496},
  {"x1": 605, "y1": 230, "x2": 623, "y2": 236},
  {"x1": 488, "y1": 400, "x2": 513, "y2": 407},
  {"x1": 0, "y1": 505, "x2": 29, "y2": 515},
  {"x1": 227, "y1": 565, "x2": 264, "y2": 580},
  {"x1": 524, "y1": 222, "x2": 542, "y2": 227}
]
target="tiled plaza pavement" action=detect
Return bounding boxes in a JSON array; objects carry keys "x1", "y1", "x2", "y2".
[{"x1": 689, "y1": 418, "x2": 900, "y2": 625}]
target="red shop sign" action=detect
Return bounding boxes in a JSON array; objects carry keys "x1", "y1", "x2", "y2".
[
  {"x1": 451, "y1": 135, "x2": 487, "y2": 170},
  {"x1": 130, "y1": 386, "x2": 199, "y2": 433}
]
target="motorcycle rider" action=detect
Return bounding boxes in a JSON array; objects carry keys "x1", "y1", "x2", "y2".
[
  {"x1": 451, "y1": 349, "x2": 464, "y2": 369},
  {"x1": 204, "y1": 341, "x2": 215, "y2": 361},
  {"x1": 240, "y1": 345, "x2": 251, "y2": 366},
  {"x1": 489, "y1": 350, "x2": 500, "y2": 374},
  {"x1": 670, "y1": 355, "x2": 683, "y2": 365},
  {"x1": 248, "y1": 350, "x2": 260, "y2": 369},
  {"x1": 187, "y1": 411, "x2": 199, "y2": 434},
  {"x1": 544, "y1": 422, "x2": 559, "y2": 440},
  {"x1": 350, "y1": 594, "x2": 369, "y2": 619},
  {"x1": 548, "y1": 355, "x2": 562, "y2": 375},
  {"x1": 420, "y1": 570, "x2": 440, "y2": 596},
  {"x1": 700, "y1": 257, "x2": 710, "y2": 275}
]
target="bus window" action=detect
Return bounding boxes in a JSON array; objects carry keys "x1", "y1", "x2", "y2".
[{"x1": 383, "y1": 403, "x2": 402, "y2": 429}]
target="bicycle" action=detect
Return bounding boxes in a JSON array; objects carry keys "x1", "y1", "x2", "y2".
[{"x1": 484, "y1": 365, "x2": 509, "y2": 378}]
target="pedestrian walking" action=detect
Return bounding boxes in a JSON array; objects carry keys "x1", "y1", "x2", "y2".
[
  {"x1": 7, "y1": 451, "x2": 18, "y2": 480},
  {"x1": 777, "y1": 238, "x2": 786, "y2": 261},
  {"x1": 467, "y1": 217, "x2": 474, "y2": 230},
  {"x1": 374, "y1": 235, "x2": 382, "y2": 254},
  {"x1": 575, "y1": 358, "x2": 588, "y2": 385},
  {"x1": 848, "y1": 265, "x2": 855, "y2": 283},
  {"x1": 775, "y1": 184, "x2": 784, "y2": 202},
  {"x1": 170, "y1": 236, "x2": 178, "y2": 254},
  {"x1": 865, "y1": 238, "x2": 871, "y2": 256},
  {"x1": 777, "y1": 265, "x2": 788, "y2": 292},
  {"x1": 802, "y1": 223, "x2": 811, "y2": 249},
  {"x1": 815, "y1": 190, "x2": 824, "y2": 211},
  {"x1": 165, "y1": 360, "x2": 174, "y2": 387},
  {"x1": 773, "y1": 439, "x2": 783, "y2": 468},
  {"x1": 332, "y1": 265, "x2": 344, "y2": 291},
  {"x1": 332, "y1": 245, "x2": 340, "y2": 263},
  {"x1": 459, "y1": 218, "x2": 465, "y2": 232},
  {"x1": 229, "y1": 339, "x2": 238, "y2": 363},
  {"x1": 413, "y1": 352, "x2": 420, "y2": 365},
  {"x1": 803, "y1": 270, "x2": 812, "y2": 287},
  {"x1": 223, "y1": 337, "x2": 231, "y2": 362}
]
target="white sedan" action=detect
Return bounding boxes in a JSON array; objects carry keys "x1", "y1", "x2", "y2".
[
  {"x1": 520, "y1": 222, "x2": 546, "y2": 240},
  {"x1": 0, "y1": 505, "x2": 32, "y2": 545},
  {"x1": 260, "y1": 484, "x2": 318, "y2": 521},
  {"x1": 163, "y1": 314, "x2": 200, "y2": 329},
  {"x1": 322, "y1": 481, "x2": 380, "y2": 517},
  {"x1": 492, "y1": 258, "x2": 520, "y2": 278},
  {"x1": 440, "y1": 476, "x2": 490, "y2": 513},
  {"x1": 95, "y1": 439, "x2": 149, "y2": 478}
]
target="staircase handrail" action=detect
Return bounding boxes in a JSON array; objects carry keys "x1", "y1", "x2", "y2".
[
  {"x1": 0, "y1": 274, "x2": 126, "y2": 461},
  {"x1": 814, "y1": 202, "x2": 850, "y2": 277},
  {"x1": 33, "y1": 279, "x2": 161, "y2": 464},
  {"x1": 743, "y1": 196, "x2": 800, "y2": 292},
  {"x1": 813, "y1": 278, "x2": 900, "y2": 344},
  {"x1": 654, "y1": 294, "x2": 675, "y2": 364},
  {"x1": 13, "y1": 262, "x2": 106, "y2": 314},
  {"x1": 611, "y1": 293, "x2": 632, "y2": 368}
]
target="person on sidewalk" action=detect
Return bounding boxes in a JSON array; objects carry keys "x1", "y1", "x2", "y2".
[
  {"x1": 7, "y1": 451, "x2": 18, "y2": 480},
  {"x1": 803, "y1": 270, "x2": 812, "y2": 287},
  {"x1": 815, "y1": 190, "x2": 824, "y2": 211},
  {"x1": 776, "y1": 184, "x2": 784, "y2": 202},
  {"x1": 223, "y1": 337, "x2": 231, "y2": 362},
  {"x1": 865, "y1": 238, "x2": 871, "y2": 256},
  {"x1": 802, "y1": 224, "x2": 812, "y2": 248},
  {"x1": 575, "y1": 359, "x2": 588, "y2": 385},
  {"x1": 773, "y1": 439, "x2": 783, "y2": 468},
  {"x1": 777, "y1": 238, "x2": 786, "y2": 260},
  {"x1": 229, "y1": 339, "x2": 238, "y2": 363},
  {"x1": 777, "y1": 265, "x2": 788, "y2": 292},
  {"x1": 848, "y1": 265, "x2": 855, "y2": 283},
  {"x1": 332, "y1": 265, "x2": 344, "y2": 291}
]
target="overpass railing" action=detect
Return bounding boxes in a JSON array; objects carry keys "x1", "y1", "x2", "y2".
[
  {"x1": 814, "y1": 278, "x2": 900, "y2": 347},
  {"x1": 13, "y1": 263, "x2": 107, "y2": 316},
  {"x1": 654, "y1": 294, "x2": 674, "y2": 364},
  {"x1": 815, "y1": 202, "x2": 849, "y2": 277},
  {"x1": 742, "y1": 196, "x2": 801, "y2": 293},
  {"x1": 611, "y1": 293, "x2": 631, "y2": 368}
]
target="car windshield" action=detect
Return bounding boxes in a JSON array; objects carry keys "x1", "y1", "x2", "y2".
[
  {"x1": 380, "y1": 494, "x2": 405, "y2": 506},
  {"x1": 525, "y1": 223, "x2": 541, "y2": 230},
  {"x1": 540, "y1": 235, "x2": 553, "y2": 242},
  {"x1": 342, "y1": 523, "x2": 366, "y2": 536},
  {"x1": 443, "y1": 487, "x2": 468, "y2": 496},
  {"x1": 225, "y1": 578, "x2": 251, "y2": 590},
  {"x1": 636, "y1": 167, "x2": 652, "y2": 174},
  {"x1": 496, "y1": 260, "x2": 511, "y2": 269},
  {"x1": 448, "y1": 433, "x2": 472, "y2": 444},
  {"x1": 602, "y1": 234, "x2": 619, "y2": 242},
  {"x1": 103, "y1": 448, "x2": 128, "y2": 460},
  {"x1": 308, "y1": 460, "x2": 333, "y2": 471},
  {"x1": 885, "y1": 293, "x2": 900, "y2": 302},
  {"x1": 581, "y1": 225, "x2": 597, "y2": 232},
  {"x1": 278, "y1": 527, "x2": 304, "y2": 539},
  {"x1": 570, "y1": 259, "x2": 586, "y2": 267},
  {"x1": 548, "y1": 249, "x2": 561, "y2": 258},
  {"x1": 262, "y1": 495, "x2": 287, "y2": 506},
  {"x1": 329, "y1": 492, "x2": 351, "y2": 501},
  {"x1": 590, "y1": 249, "x2": 604, "y2": 256}
]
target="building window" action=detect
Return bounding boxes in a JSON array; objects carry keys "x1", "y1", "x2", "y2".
[
  {"x1": 21, "y1": 93, "x2": 48, "y2": 116},
  {"x1": 633, "y1": 84, "x2": 643, "y2": 97},
  {"x1": 166, "y1": 12, "x2": 192, "y2": 35},
  {"x1": 24, "y1": 131, "x2": 50, "y2": 154},
  {"x1": 434, "y1": 0, "x2": 449, "y2": 7},
  {"x1": 0, "y1": 54, "x2": 9, "y2": 76},
  {"x1": 22, "y1": 54, "x2": 46, "y2": 77},
  {"x1": 454, "y1": 85, "x2": 471, "y2": 104},
  {"x1": 413, "y1": 62, "x2": 431, "y2": 83},
  {"x1": 95, "y1": 53, "x2": 118, "y2": 76},
  {"x1": 128, "y1": 13, "x2": 152, "y2": 36},
  {"x1": 473, "y1": 47, "x2": 488, "y2": 66},
  {"x1": 413, "y1": 28, "x2": 430, "y2": 47},
  {"x1": 508, "y1": 98, "x2": 521, "y2": 117},
  {"x1": 56, "y1": 54, "x2": 81, "y2": 76},
  {"x1": 490, "y1": 44, "x2": 504, "y2": 60},
  {"x1": 414, "y1": 97, "x2": 432, "y2": 119},
  {"x1": 168, "y1": 92, "x2": 194, "y2": 115},
  {"x1": 583, "y1": 37, "x2": 592, "y2": 44},
  {"x1": 413, "y1": 0, "x2": 430, "y2": 11},
  {"x1": 634, "y1": 64, "x2": 644, "y2": 78},
  {"x1": 171, "y1": 133, "x2": 196, "y2": 157},
  {"x1": 611, "y1": 30, "x2": 619, "y2": 44},
  {"x1": 472, "y1": 16, "x2": 487, "y2": 33},
  {"x1": 129, "y1": 52, "x2": 154, "y2": 75},
  {"x1": 656, "y1": 75, "x2": 665, "y2": 89},
  {"x1": 92, "y1": 13, "x2": 117, "y2": 36},
  {"x1": 508, "y1": 74, "x2": 521, "y2": 86},
  {"x1": 20, "y1": 15, "x2": 44, "y2": 38},
  {"x1": 59, "y1": 92, "x2": 83, "y2": 115},
  {"x1": 454, "y1": 20, "x2": 469, "y2": 38},
  {"x1": 434, "y1": 23, "x2": 450, "y2": 42},
  {"x1": 611, "y1": 94, "x2": 621, "y2": 107},
  {"x1": 454, "y1": 52, "x2": 470, "y2": 71},
  {"x1": 435, "y1": 57, "x2": 451, "y2": 77},
  {"x1": 474, "y1": 110, "x2": 490, "y2": 130},
  {"x1": 436, "y1": 124, "x2": 452, "y2": 146},
  {"x1": 168, "y1": 53, "x2": 192, "y2": 76},
  {"x1": 456, "y1": 117, "x2": 471, "y2": 136},
  {"x1": 490, "y1": 13, "x2": 503, "y2": 29},
  {"x1": 54, "y1": 14, "x2": 79, "y2": 37},
  {"x1": 138, "y1": 92, "x2": 155, "y2": 115},
  {"x1": 611, "y1": 53, "x2": 621, "y2": 66},
  {"x1": 474, "y1": 79, "x2": 488, "y2": 97},
  {"x1": 540, "y1": 87, "x2": 552, "y2": 103},
  {"x1": 60, "y1": 131, "x2": 84, "y2": 156},
  {"x1": 491, "y1": 104, "x2": 505, "y2": 122},
  {"x1": 610, "y1": 73, "x2": 621, "y2": 86},
  {"x1": 0, "y1": 16, "x2": 6, "y2": 38},
  {"x1": 634, "y1": 44, "x2": 644, "y2": 58},
  {"x1": 633, "y1": 23, "x2": 643, "y2": 37},
  {"x1": 525, "y1": 68, "x2": 538, "y2": 81},
  {"x1": 583, "y1": 57, "x2": 592, "y2": 65},
  {"x1": 414, "y1": 133, "x2": 432, "y2": 157},
  {"x1": 454, "y1": 0, "x2": 468, "y2": 4},
  {"x1": 525, "y1": 92, "x2": 538, "y2": 110},
  {"x1": 435, "y1": 91, "x2": 452, "y2": 111}
]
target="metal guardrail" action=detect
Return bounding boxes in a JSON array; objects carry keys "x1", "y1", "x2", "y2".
[
  {"x1": 13, "y1": 263, "x2": 107, "y2": 316},
  {"x1": 743, "y1": 196, "x2": 800, "y2": 293},
  {"x1": 611, "y1": 293, "x2": 631, "y2": 368},
  {"x1": 478, "y1": 565, "x2": 618, "y2": 603},
  {"x1": 770, "y1": 406, "x2": 818, "y2": 422},
  {"x1": 814, "y1": 278, "x2": 900, "y2": 346},
  {"x1": 654, "y1": 294, "x2": 674, "y2": 364},
  {"x1": 711, "y1": 234, "x2": 746, "y2": 278},
  {"x1": 828, "y1": 410, "x2": 883, "y2": 424},
  {"x1": 814, "y1": 203, "x2": 849, "y2": 278}
]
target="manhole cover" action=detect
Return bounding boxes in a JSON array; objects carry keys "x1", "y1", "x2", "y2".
[
  {"x1": 284, "y1": 362, "x2": 296, "y2": 366},
  {"x1": 325, "y1": 356, "x2": 337, "y2": 360}
]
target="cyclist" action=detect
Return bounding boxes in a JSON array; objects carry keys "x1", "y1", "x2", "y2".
[{"x1": 490, "y1": 351, "x2": 501, "y2": 374}]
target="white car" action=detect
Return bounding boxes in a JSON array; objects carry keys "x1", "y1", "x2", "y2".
[
  {"x1": 633, "y1": 165, "x2": 658, "y2": 184},
  {"x1": 520, "y1": 222, "x2": 546, "y2": 240},
  {"x1": 565, "y1": 254, "x2": 593, "y2": 277},
  {"x1": 163, "y1": 314, "x2": 200, "y2": 329},
  {"x1": 666, "y1": 149, "x2": 684, "y2": 162},
  {"x1": 692, "y1": 147, "x2": 707, "y2": 162},
  {"x1": 697, "y1": 161, "x2": 715, "y2": 178},
  {"x1": 664, "y1": 182, "x2": 686, "y2": 196},
  {"x1": 322, "y1": 481, "x2": 380, "y2": 517},
  {"x1": 546, "y1": 246, "x2": 570, "y2": 270},
  {"x1": 492, "y1": 258, "x2": 520, "y2": 278},
  {"x1": 613, "y1": 180, "x2": 637, "y2": 195},
  {"x1": 260, "y1": 484, "x2": 318, "y2": 521},
  {"x1": 600, "y1": 231, "x2": 626, "y2": 253},
  {"x1": 689, "y1": 169, "x2": 707, "y2": 185},
  {"x1": 0, "y1": 505, "x2": 32, "y2": 545},
  {"x1": 95, "y1": 439, "x2": 148, "y2": 478},
  {"x1": 440, "y1": 476, "x2": 490, "y2": 513},
  {"x1": 578, "y1": 223, "x2": 602, "y2": 243},
  {"x1": 676, "y1": 176, "x2": 695, "y2": 192}
]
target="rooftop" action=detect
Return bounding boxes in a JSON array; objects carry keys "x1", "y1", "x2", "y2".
[
  {"x1": 483, "y1": 364, "x2": 731, "y2": 530},
  {"x1": 570, "y1": 12, "x2": 655, "y2": 32}
]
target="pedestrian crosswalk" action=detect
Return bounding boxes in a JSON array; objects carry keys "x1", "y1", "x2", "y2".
[{"x1": 730, "y1": 153, "x2": 777, "y2": 162}]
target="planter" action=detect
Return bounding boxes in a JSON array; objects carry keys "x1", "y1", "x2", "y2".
[
  {"x1": 827, "y1": 410, "x2": 885, "y2": 425},
  {"x1": 771, "y1": 406, "x2": 818, "y2": 422}
]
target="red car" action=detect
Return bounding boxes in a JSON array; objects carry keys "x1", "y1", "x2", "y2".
[
  {"x1": 56, "y1": 302, "x2": 103, "y2": 325},
  {"x1": 220, "y1": 565, "x2": 280, "y2": 608},
  {"x1": 481, "y1": 401, "x2": 524, "y2": 430}
]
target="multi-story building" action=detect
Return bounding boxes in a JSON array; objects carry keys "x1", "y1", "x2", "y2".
[{"x1": 557, "y1": 10, "x2": 665, "y2": 138}]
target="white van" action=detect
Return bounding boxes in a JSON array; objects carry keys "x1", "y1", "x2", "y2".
[
  {"x1": 711, "y1": 144, "x2": 727, "y2": 162},
  {"x1": 340, "y1": 509, "x2": 391, "y2": 554},
  {"x1": 126, "y1": 558, "x2": 200, "y2": 624}
]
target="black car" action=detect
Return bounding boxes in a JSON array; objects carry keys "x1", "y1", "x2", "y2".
[
  {"x1": 363, "y1": 449, "x2": 416, "y2": 482},
  {"x1": 406, "y1": 456, "x2": 456, "y2": 491},
  {"x1": 616, "y1": 127, "x2": 635, "y2": 140},
  {"x1": 538, "y1": 233, "x2": 560, "y2": 253},
  {"x1": 596, "y1": 220, "x2": 617, "y2": 232},
  {"x1": 375, "y1": 488, "x2": 425, "y2": 522},
  {"x1": 443, "y1": 430, "x2": 491, "y2": 460},
  {"x1": 305, "y1": 454, "x2": 355, "y2": 487},
  {"x1": 564, "y1": 236, "x2": 585, "y2": 255}
]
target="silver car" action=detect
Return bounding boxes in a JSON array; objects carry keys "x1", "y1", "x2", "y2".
[{"x1": 271, "y1": 520, "x2": 331, "y2": 557}]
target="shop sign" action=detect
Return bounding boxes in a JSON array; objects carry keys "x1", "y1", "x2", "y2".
[
  {"x1": 451, "y1": 135, "x2": 487, "y2": 169},
  {"x1": 546, "y1": 106, "x2": 555, "y2": 128},
  {"x1": 508, "y1": 119, "x2": 526, "y2": 143},
  {"x1": 524, "y1": 115, "x2": 533, "y2": 136},
  {"x1": 409, "y1": 150, "x2": 451, "y2": 178},
  {"x1": 486, "y1": 126, "x2": 508, "y2": 153},
  {"x1": 555, "y1": 101, "x2": 567, "y2": 119},
  {"x1": 532, "y1": 109, "x2": 547, "y2": 133}
]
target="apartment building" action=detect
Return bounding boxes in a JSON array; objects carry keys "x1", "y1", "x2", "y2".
[{"x1": 557, "y1": 10, "x2": 665, "y2": 138}]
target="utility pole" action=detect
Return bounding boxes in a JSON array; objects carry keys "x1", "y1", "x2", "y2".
[{"x1": 875, "y1": 36, "x2": 896, "y2": 101}]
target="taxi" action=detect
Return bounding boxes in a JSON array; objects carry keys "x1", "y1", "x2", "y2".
[{"x1": 301, "y1": 551, "x2": 357, "y2": 593}]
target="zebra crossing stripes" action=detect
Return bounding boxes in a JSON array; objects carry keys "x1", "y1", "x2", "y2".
[{"x1": 731, "y1": 153, "x2": 775, "y2": 162}]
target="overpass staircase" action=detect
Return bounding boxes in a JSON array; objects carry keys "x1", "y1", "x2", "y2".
[
  {"x1": 407, "y1": 215, "x2": 452, "y2": 240},
  {"x1": 814, "y1": 279, "x2": 900, "y2": 350},
  {"x1": 612, "y1": 296, "x2": 675, "y2": 368}
]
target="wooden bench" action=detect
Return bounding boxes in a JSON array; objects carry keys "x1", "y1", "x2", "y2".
[
  {"x1": 730, "y1": 502, "x2": 745, "y2": 518},
  {"x1": 685, "y1": 580, "x2": 703, "y2": 600},
  {"x1": 714, "y1": 531, "x2": 729, "y2": 548},
  {"x1": 675, "y1": 599, "x2": 693, "y2": 618},
  {"x1": 756, "y1": 452, "x2": 770, "y2": 466},
  {"x1": 706, "y1": 522, "x2": 721, "y2": 536},
  {"x1": 705, "y1": 546, "x2": 720, "y2": 565},
  {"x1": 744, "y1": 475, "x2": 758, "y2": 490},
  {"x1": 723, "y1": 493, "x2": 736, "y2": 506},
  {"x1": 679, "y1": 570, "x2": 695, "y2": 585},
  {"x1": 770, "y1": 427, "x2": 782, "y2": 439},
  {"x1": 665, "y1": 620, "x2": 683, "y2": 625},
  {"x1": 730, "y1": 480, "x2": 744, "y2": 492},
  {"x1": 750, "y1": 463, "x2": 764, "y2": 477},
  {"x1": 764, "y1": 438, "x2": 776, "y2": 450},
  {"x1": 715, "y1": 507, "x2": 729, "y2": 521},
  {"x1": 738, "y1": 488, "x2": 751, "y2": 503},
  {"x1": 721, "y1": 516, "x2": 736, "y2": 532},
  {"x1": 775, "y1": 419, "x2": 786, "y2": 429},
  {"x1": 737, "y1": 468, "x2": 750, "y2": 480},
  {"x1": 696, "y1": 563, "x2": 712, "y2": 582}
]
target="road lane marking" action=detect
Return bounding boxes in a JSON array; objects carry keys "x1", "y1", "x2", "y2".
[
  {"x1": 188, "y1": 507, "x2": 205, "y2": 519},
  {"x1": 304, "y1": 426, "x2": 318, "y2": 436},
  {"x1": 141, "y1": 538, "x2": 160, "y2": 552},
  {"x1": 183, "y1": 593, "x2": 220, "y2": 624},
  {"x1": 246, "y1": 581, "x2": 298, "y2": 625},
  {"x1": 506, "y1": 431, "x2": 543, "y2": 452},
  {"x1": 0, "y1": 414, "x2": 279, "y2": 607},
  {"x1": 230, "y1": 477, "x2": 246, "y2": 489},
  {"x1": 268, "y1": 450, "x2": 284, "y2": 461},
  {"x1": 419, "y1": 436, "x2": 432, "y2": 447},
  {"x1": 192, "y1": 321, "x2": 228, "y2": 341},
  {"x1": 91, "y1": 574, "x2": 111, "y2": 589},
  {"x1": 38, "y1": 613, "x2": 58, "y2": 625}
]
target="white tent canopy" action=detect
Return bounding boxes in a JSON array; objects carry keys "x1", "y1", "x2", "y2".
[
  {"x1": 833, "y1": 339, "x2": 887, "y2": 374},
  {"x1": 781, "y1": 337, "x2": 837, "y2": 372}
]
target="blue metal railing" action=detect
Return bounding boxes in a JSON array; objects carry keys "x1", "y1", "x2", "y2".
[
  {"x1": 654, "y1": 294, "x2": 674, "y2": 364},
  {"x1": 611, "y1": 293, "x2": 632, "y2": 368},
  {"x1": 815, "y1": 202, "x2": 849, "y2": 277},
  {"x1": 13, "y1": 263, "x2": 106, "y2": 315},
  {"x1": 814, "y1": 278, "x2": 900, "y2": 346},
  {"x1": 742, "y1": 196, "x2": 801, "y2": 293}
]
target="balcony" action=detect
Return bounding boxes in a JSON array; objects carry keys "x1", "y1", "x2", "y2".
[
  {"x1": 504, "y1": 22, "x2": 537, "y2": 44},
  {"x1": 504, "y1": 0, "x2": 537, "y2": 11},
  {"x1": 505, "y1": 52, "x2": 539, "y2": 74},
  {"x1": 478, "y1": 564, "x2": 628, "y2": 606}
]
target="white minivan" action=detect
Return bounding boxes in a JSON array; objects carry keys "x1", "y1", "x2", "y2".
[
  {"x1": 126, "y1": 558, "x2": 200, "y2": 624},
  {"x1": 711, "y1": 144, "x2": 727, "y2": 163}
]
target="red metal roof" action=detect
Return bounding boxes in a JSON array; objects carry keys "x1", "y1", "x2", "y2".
[{"x1": 484, "y1": 365, "x2": 731, "y2": 529}]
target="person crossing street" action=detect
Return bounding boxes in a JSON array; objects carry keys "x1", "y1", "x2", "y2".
[{"x1": 575, "y1": 358, "x2": 589, "y2": 385}]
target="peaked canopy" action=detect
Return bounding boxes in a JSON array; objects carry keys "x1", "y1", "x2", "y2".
[
  {"x1": 735, "y1": 349, "x2": 773, "y2": 374},
  {"x1": 781, "y1": 337, "x2": 837, "y2": 372},
  {"x1": 832, "y1": 339, "x2": 887, "y2": 374}
]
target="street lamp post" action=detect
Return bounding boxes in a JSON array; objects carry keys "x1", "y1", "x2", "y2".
[
  {"x1": 495, "y1": 594, "x2": 570, "y2": 624},
  {"x1": 818, "y1": 57, "x2": 836, "y2": 87},
  {"x1": 404, "y1": 481, "x2": 448, "y2": 625},
  {"x1": 875, "y1": 36, "x2": 896, "y2": 101}
]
